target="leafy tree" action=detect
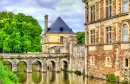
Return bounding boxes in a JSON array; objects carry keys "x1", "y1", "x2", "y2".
[
  {"x1": 0, "y1": 11, "x2": 43, "y2": 53},
  {"x1": 76, "y1": 31, "x2": 85, "y2": 44}
]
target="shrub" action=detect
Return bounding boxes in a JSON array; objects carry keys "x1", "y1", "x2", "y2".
[
  {"x1": 17, "y1": 55, "x2": 22, "y2": 60},
  {"x1": 83, "y1": 69, "x2": 85, "y2": 75},
  {"x1": 90, "y1": 75, "x2": 94, "y2": 79},
  {"x1": 122, "y1": 78, "x2": 128, "y2": 84},
  {"x1": 10, "y1": 56, "x2": 14, "y2": 59},
  {"x1": 74, "y1": 70, "x2": 81, "y2": 75},
  {"x1": 105, "y1": 74, "x2": 119, "y2": 83},
  {"x1": 0, "y1": 60, "x2": 19, "y2": 84}
]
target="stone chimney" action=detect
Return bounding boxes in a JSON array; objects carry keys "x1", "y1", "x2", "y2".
[{"x1": 44, "y1": 15, "x2": 48, "y2": 33}]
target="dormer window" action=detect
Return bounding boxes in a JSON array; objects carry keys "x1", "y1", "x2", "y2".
[
  {"x1": 106, "y1": 0, "x2": 112, "y2": 18},
  {"x1": 123, "y1": 0, "x2": 128, "y2": 13},
  {"x1": 60, "y1": 27, "x2": 63, "y2": 31}
]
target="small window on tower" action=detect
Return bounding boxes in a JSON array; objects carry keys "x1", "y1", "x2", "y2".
[{"x1": 60, "y1": 36, "x2": 63, "y2": 43}]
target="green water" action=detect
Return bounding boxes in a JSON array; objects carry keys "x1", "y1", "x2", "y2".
[{"x1": 4, "y1": 64, "x2": 120, "y2": 84}]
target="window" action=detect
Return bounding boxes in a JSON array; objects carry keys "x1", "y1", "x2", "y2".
[
  {"x1": 123, "y1": 0, "x2": 128, "y2": 13},
  {"x1": 90, "y1": 56, "x2": 95, "y2": 65},
  {"x1": 60, "y1": 36, "x2": 63, "y2": 43},
  {"x1": 90, "y1": 5, "x2": 95, "y2": 22},
  {"x1": 106, "y1": 27, "x2": 112, "y2": 43},
  {"x1": 90, "y1": 30, "x2": 95, "y2": 44},
  {"x1": 125, "y1": 58, "x2": 128, "y2": 67},
  {"x1": 123, "y1": 24, "x2": 128, "y2": 42},
  {"x1": 106, "y1": 0, "x2": 112, "y2": 18},
  {"x1": 106, "y1": 57, "x2": 112, "y2": 67}
]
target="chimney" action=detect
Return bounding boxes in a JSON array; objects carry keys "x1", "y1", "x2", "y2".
[{"x1": 44, "y1": 15, "x2": 48, "y2": 33}]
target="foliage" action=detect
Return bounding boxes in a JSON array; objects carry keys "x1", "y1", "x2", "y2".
[
  {"x1": 17, "y1": 55, "x2": 22, "y2": 59},
  {"x1": 105, "y1": 74, "x2": 119, "y2": 83},
  {"x1": 0, "y1": 60, "x2": 19, "y2": 84},
  {"x1": 0, "y1": 11, "x2": 43, "y2": 53},
  {"x1": 90, "y1": 75, "x2": 94, "y2": 79},
  {"x1": 74, "y1": 70, "x2": 81, "y2": 75},
  {"x1": 83, "y1": 69, "x2": 85, "y2": 75},
  {"x1": 122, "y1": 78, "x2": 128, "y2": 84},
  {"x1": 10, "y1": 56, "x2": 14, "y2": 59},
  {"x1": 76, "y1": 32, "x2": 85, "y2": 44}
]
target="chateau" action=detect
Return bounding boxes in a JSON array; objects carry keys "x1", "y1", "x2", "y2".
[
  {"x1": 82, "y1": 0, "x2": 130, "y2": 80},
  {"x1": 42, "y1": 15, "x2": 74, "y2": 53}
]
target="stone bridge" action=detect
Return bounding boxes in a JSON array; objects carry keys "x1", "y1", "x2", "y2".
[{"x1": 0, "y1": 53, "x2": 69, "y2": 72}]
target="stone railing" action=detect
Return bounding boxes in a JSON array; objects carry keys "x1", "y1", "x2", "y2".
[{"x1": 0, "y1": 53, "x2": 69, "y2": 59}]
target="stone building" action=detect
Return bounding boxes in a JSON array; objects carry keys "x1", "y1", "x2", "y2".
[
  {"x1": 42, "y1": 15, "x2": 74, "y2": 53},
  {"x1": 61, "y1": 35, "x2": 85, "y2": 73},
  {"x1": 82, "y1": 0, "x2": 130, "y2": 80}
]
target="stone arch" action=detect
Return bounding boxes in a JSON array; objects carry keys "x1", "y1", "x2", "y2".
[
  {"x1": 121, "y1": 22, "x2": 129, "y2": 41},
  {"x1": 3, "y1": 60, "x2": 12, "y2": 71},
  {"x1": 17, "y1": 60, "x2": 27, "y2": 72},
  {"x1": 32, "y1": 60, "x2": 42, "y2": 72},
  {"x1": 60, "y1": 59, "x2": 69, "y2": 71},
  {"x1": 46, "y1": 59, "x2": 57, "y2": 71}
]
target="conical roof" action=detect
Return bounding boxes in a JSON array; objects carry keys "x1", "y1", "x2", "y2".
[{"x1": 47, "y1": 17, "x2": 74, "y2": 33}]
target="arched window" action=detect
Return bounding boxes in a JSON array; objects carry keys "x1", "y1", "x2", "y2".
[
  {"x1": 123, "y1": 0, "x2": 128, "y2": 13},
  {"x1": 123, "y1": 24, "x2": 128, "y2": 42},
  {"x1": 107, "y1": 58, "x2": 110, "y2": 65},
  {"x1": 125, "y1": 58, "x2": 128, "y2": 67}
]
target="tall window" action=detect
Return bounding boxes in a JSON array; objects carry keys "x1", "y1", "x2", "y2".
[
  {"x1": 60, "y1": 36, "x2": 63, "y2": 43},
  {"x1": 123, "y1": 0, "x2": 128, "y2": 13},
  {"x1": 90, "y1": 30, "x2": 95, "y2": 44},
  {"x1": 106, "y1": 27, "x2": 112, "y2": 43},
  {"x1": 125, "y1": 58, "x2": 128, "y2": 67},
  {"x1": 106, "y1": 0, "x2": 112, "y2": 18},
  {"x1": 123, "y1": 24, "x2": 128, "y2": 42},
  {"x1": 90, "y1": 5, "x2": 95, "y2": 22}
]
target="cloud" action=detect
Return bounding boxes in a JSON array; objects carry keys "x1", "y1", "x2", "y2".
[{"x1": 0, "y1": 0, "x2": 85, "y2": 33}]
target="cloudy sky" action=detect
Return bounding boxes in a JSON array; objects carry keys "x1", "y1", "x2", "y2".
[{"x1": 0, "y1": 0, "x2": 85, "y2": 33}]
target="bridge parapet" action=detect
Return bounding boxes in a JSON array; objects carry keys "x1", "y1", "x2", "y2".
[{"x1": 0, "y1": 53, "x2": 69, "y2": 59}]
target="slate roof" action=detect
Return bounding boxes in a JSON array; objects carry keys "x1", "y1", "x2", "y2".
[
  {"x1": 47, "y1": 17, "x2": 74, "y2": 33},
  {"x1": 49, "y1": 46, "x2": 63, "y2": 50}
]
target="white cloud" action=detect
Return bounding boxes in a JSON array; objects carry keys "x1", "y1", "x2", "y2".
[{"x1": 0, "y1": 0, "x2": 85, "y2": 33}]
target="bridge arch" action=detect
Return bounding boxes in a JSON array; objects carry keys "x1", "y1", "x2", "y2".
[
  {"x1": 17, "y1": 60, "x2": 27, "y2": 72},
  {"x1": 46, "y1": 59, "x2": 57, "y2": 71},
  {"x1": 3, "y1": 60, "x2": 12, "y2": 71},
  {"x1": 60, "y1": 59, "x2": 69, "y2": 71},
  {"x1": 32, "y1": 60, "x2": 42, "y2": 72}
]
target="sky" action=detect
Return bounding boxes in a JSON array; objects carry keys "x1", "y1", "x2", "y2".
[{"x1": 0, "y1": 0, "x2": 85, "y2": 34}]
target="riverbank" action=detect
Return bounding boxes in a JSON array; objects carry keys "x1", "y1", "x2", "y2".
[{"x1": 0, "y1": 60, "x2": 19, "y2": 84}]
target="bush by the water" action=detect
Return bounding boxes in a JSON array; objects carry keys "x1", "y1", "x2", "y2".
[
  {"x1": 105, "y1": 74, "x2": 119, "y2": 83},
  {"x1": 0, "y1": 60, "x2": 19, "y2": 84},
  {"x1": 74, "y1": 70, "x2": 81, "y2": 75}
]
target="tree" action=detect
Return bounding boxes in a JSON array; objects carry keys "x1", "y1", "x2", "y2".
[
  {"x1": 0, "y1": 11, "x2": 43, "y2": 53},
  {"x1": 76, "y1": 32, "x2": 85, "y2": 44}
]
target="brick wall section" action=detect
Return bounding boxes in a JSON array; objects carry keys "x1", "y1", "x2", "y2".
[
  {"x1": 95, "y1": 2, "x2": 99, "y2": 21},
  {"x1": 112, "y1": 0, "x2": 116, "y2": 16},
  {"x1": 100, "y1": 1, "x2": 104, "y2": 19}
]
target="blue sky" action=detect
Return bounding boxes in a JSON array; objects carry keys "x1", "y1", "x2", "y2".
[{"x1": 0, "y1": 0, "x2": 85, "y2": 33}]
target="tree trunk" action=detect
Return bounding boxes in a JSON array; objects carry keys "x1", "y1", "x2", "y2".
[{"x1": 26, "y1": 51, "x2": 27, "y2": 54}]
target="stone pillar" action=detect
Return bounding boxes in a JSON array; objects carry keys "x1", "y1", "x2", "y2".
[
  {"x1": 55, "y1": 58, "x2": 60, "y2": 72},
  {"x1": 12, "y1": 63, "x2": 17, "y2": 72},
  {"x1": 27, "y1": 64, "x2": 32, "y2": 72},
  {"x1": 42, "y1": 62, "x2": 47, "y2": 72},
  {"x1": 69, "y1": 35, "x2": 78, "y2": 72}
]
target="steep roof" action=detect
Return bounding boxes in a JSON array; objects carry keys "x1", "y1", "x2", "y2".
[{"x1": 47, "y1": 17, "x2": 74, "y2": 33}]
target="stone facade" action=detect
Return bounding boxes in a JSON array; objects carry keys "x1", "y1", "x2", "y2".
[
  {"x1": 60, "y1": 35, "x2": 85, "y2": 73},
  {"x1": 82, "y1": 0, "x2": 130, "y2": 81}
]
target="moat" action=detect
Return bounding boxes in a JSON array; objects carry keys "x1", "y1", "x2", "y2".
[{"x1": 4, "y1": 62, "x2": 120, "y2": 84}]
